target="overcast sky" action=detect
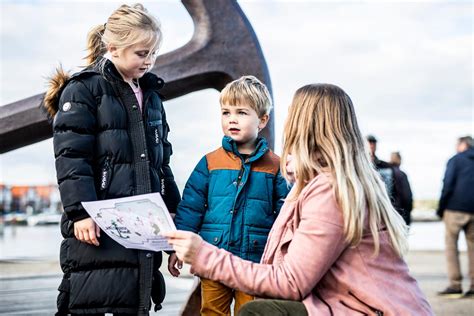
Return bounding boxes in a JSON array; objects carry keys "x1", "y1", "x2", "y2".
[{"x1": 1, "y1": 0, "x2": 472, "y2": 200}]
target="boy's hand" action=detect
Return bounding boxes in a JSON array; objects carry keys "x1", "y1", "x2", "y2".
[
  {"x1": 74, "y1": 217, "x2": 100, "y2": 246},
  {"x1": 168, "y1": 253, "x2": 183, "y2": 277}
]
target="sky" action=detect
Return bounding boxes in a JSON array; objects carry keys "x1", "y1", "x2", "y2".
[{"x1": 0, "y1": 0, "x2": 472, "y2": 200}]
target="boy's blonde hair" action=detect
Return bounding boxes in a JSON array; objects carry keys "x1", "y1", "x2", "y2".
[
  {"x1": 281, "y1": 84, "x2": 408, "y2": 258},
  {"x1": 219, "y1": 75, "x2": 272, "y2": 117},
  {"x1": 85, "y1": 3, "x2": 162, "y2": 66}
]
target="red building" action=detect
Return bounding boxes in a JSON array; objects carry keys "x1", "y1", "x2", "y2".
[{"x1": 0, "y1": 184, "x2": 62, "y2": 215}]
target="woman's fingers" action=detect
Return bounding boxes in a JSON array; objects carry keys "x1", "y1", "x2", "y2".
[
  {"x1": 162, "y1": 230, "x2": 192, "y2": 240},
  {"x1": 162, "y1": 230, "x2": 203, "y2": 264}
]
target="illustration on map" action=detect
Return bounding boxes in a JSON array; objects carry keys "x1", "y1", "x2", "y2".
[{"x1": 81, "y1": 193, "x2": 176, "y2": 251}]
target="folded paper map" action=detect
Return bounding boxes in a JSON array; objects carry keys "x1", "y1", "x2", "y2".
[{"x1": 81, "y1": 193, "x2": 176, "y2": 251}]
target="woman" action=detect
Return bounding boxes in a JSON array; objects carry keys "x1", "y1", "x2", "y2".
[{"x1": 164, "y1": 84, "x2": 433, "y2": 315}]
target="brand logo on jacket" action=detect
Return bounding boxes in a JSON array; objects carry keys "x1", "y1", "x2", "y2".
[{"x1": 62, "y1": 102, "x2": 71, "y2": 112}]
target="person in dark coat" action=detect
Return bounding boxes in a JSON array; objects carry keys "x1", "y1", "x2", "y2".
[
  {"x1": 437, "y1": 136, "x2": 474, "y2": 298},
  {"x1": 366, "y1": 135, "x2": 408, "y2": 224},
  {"x1": 390, "y1": 152, "x2": 414, "y2": 225},
  {"x1": 43, "y1": 4, "x2": 180, "y2": 315}
]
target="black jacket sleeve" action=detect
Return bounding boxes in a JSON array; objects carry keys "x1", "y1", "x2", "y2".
[
  {"x1": 159, "y1": 103, "x2": 181, "y2": 214},
  {"x1": 53, "y1": 80, "x2": 97, "y2": 222}
]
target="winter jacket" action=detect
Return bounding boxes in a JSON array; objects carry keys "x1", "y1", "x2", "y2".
[
  {"x1": 438, "y1": 147, "x2": 474, "y2": 217},
  {"x1": 373, "y1": 157, "x2": 409, "y2": 224},
  {"x1": 392, "y1": 166, "x2": 413, "y2": 225},
  {"x1": 174, "y1": 136, "x2": 289, "y2": 263},
  {"x1": 192, "y1": 173, "x2": 433, "y2": 316},
  {"x1": 44, "y1": 58, "x2": 180, "y2": 315}
]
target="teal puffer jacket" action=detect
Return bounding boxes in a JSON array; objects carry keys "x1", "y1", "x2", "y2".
[{"x1": 175, "y1": 136, "x2": 290, "y2": 262}]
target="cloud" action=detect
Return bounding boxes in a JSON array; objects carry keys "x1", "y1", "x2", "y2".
[{"x1": 1, "y1": 0, "x2": 472, "y2": 200}]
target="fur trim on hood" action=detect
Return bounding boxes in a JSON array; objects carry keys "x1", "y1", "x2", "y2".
[{"x1": 43, "y1": 66, "x2": 70, "y2": 117}]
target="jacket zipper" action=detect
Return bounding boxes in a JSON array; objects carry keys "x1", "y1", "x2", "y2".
[{"x1": 228, "y1": 158, "x2": 248, "y2": 248}]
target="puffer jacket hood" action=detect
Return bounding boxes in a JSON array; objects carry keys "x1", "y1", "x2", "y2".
[
  {"x1": 465, "y1": 147, "x2": 474, "y2": 159},
  {"x1": 44, "y1": 65, "x2": 71, "y2": 118}
]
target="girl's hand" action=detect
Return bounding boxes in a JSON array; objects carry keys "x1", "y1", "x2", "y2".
[
  {"x1": 162, "y1": 231, "x2": 203, "y2": 264},
  {"x1": 168, "y1": 253, "x2": 183, "y2": 277},
  {"x1": 74, "y1": 217, "x2": 101, "y2": 246}
]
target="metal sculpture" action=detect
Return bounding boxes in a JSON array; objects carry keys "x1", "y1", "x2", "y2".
[{"x1": 0, "y1": 0, "x2": 273, "y2": 153}]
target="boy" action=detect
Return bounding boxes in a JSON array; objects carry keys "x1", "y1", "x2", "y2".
[{"x1": 168, "y1": 75, "x2": 289, "y2": 315}]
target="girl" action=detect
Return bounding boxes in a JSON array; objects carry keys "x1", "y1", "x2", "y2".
[
  {"x1": 164, "y1": 84, "x2": 434, "y2": 315},
  {"x1": 44, "y1": 4, "x2": 180, "y2": 315}
]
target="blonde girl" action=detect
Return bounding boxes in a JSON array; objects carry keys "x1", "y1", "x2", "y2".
[
  {"x1": 44, "y1": 4, "x2": 180, "y2": 315},
  {"x1": 164, "y1": 84, "x2": 433, "y2": 316}
]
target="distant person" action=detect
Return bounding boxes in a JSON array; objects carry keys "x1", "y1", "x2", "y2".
[
  {"x1": 437, "y1": 136, "x2": 474, "y2": 298},
  {"x1": 390, "y1": 152, "x2": 414, "y2": 225},
  {"x1": 168, "y1": 76, "x2": 290, "y2": 315},
  {"x1": 164, "y1": 84, "x2": 433, "y2": 315},
  {"x1": 43, "y1": 4, "x2": 180, "y2": 315},
  {"x1": 366, "y1": 135, "x2": 408, "y2": 224}
]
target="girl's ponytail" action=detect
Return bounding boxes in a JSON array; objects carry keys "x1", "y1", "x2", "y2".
[{"x1": 85, "y1": 24, "x2": 106, "y2": 66}]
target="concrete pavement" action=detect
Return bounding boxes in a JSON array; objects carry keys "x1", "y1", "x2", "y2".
[{"x1": 1, "y1": 251, "x2": 472, "y2": 315}]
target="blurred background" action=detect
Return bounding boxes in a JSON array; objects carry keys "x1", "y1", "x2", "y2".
[{"x1": 0, "y1": 0, "x2": 472, "y2": 314}]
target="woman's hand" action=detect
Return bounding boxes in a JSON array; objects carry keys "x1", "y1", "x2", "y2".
[
  {"x1": 162, "y1": 231, "x2": 203, "y2": 264},
  {"x1": 168, "y1": 252, "x2": 183, "y2": 277},
  {"x1": 74, "y1": 217, "x2": 101, "y2": 246}
]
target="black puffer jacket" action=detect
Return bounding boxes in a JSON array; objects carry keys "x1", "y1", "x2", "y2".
[{"x1": 45, "y1": 59, "x2": 181, "y2": 315}]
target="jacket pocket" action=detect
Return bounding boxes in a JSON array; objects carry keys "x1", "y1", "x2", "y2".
[
  {"x1": 248, "y1": 229, "x2": 269, "y2": 253},
  {"x1": 345, "y1": 291, "x2": 384, "y2": 316},
  {"x1": 148, "y1": 119, "x2": 163, "y2": 145},
  {"x1": 247, "y1": 230, "x2": 269, "y2": 262},
  {"x1": 200, "y1": 229, "x2": 223, "y2": 246},
  {"x1": 99, "y1": 156, "x2": 113, "y2": 197}
]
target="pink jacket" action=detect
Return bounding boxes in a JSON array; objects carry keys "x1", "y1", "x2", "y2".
[{"x1": 192, "y1": 173, "x2": 433, "y2": 315}]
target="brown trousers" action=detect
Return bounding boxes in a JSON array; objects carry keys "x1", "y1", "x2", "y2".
[
  {"x1": 444, "y1": 210, "x2": 474, "y2": 289},
  {"x1": 200, "y1": 278, "x2": 254, "y2": 315}
]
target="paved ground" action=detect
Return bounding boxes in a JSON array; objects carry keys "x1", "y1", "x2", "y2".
[
  {"x1": 405, "y1": 250, "x2": 473, "y2": 315},
  {"x1": 1, "y1": 251, "x2": 472, "y2": 315},
  {"x1": 0, "y1": 255, "x2": 195, "y2": 316}
]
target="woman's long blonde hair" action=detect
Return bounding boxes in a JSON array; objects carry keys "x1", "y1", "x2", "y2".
[{"x1": 281, "y1": 84, "x2": 408, "y2": 257}]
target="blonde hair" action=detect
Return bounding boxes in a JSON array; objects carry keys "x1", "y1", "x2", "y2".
[
  {"x1": 281, "y1": 84, "x2": 408, "y2": 257},
  {"x1": 85, "y1": 3, "x2": 162, "y2": 66},
  {"x1": 219, "y1": 75, "x2": 272, "y2": 117}
]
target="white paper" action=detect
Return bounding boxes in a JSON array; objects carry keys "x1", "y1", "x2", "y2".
[{"x1": 81, "y1": 193, "x2": 176, "y2": 251}]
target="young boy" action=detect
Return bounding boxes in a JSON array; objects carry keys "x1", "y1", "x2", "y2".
[{"x1": 168, "y1": 75, "x2": 289, "y2": 315}]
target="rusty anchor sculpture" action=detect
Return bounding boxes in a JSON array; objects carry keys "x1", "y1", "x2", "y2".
[{"x1": 0, "y1": 0, "x2": 274, "y2": 154}]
